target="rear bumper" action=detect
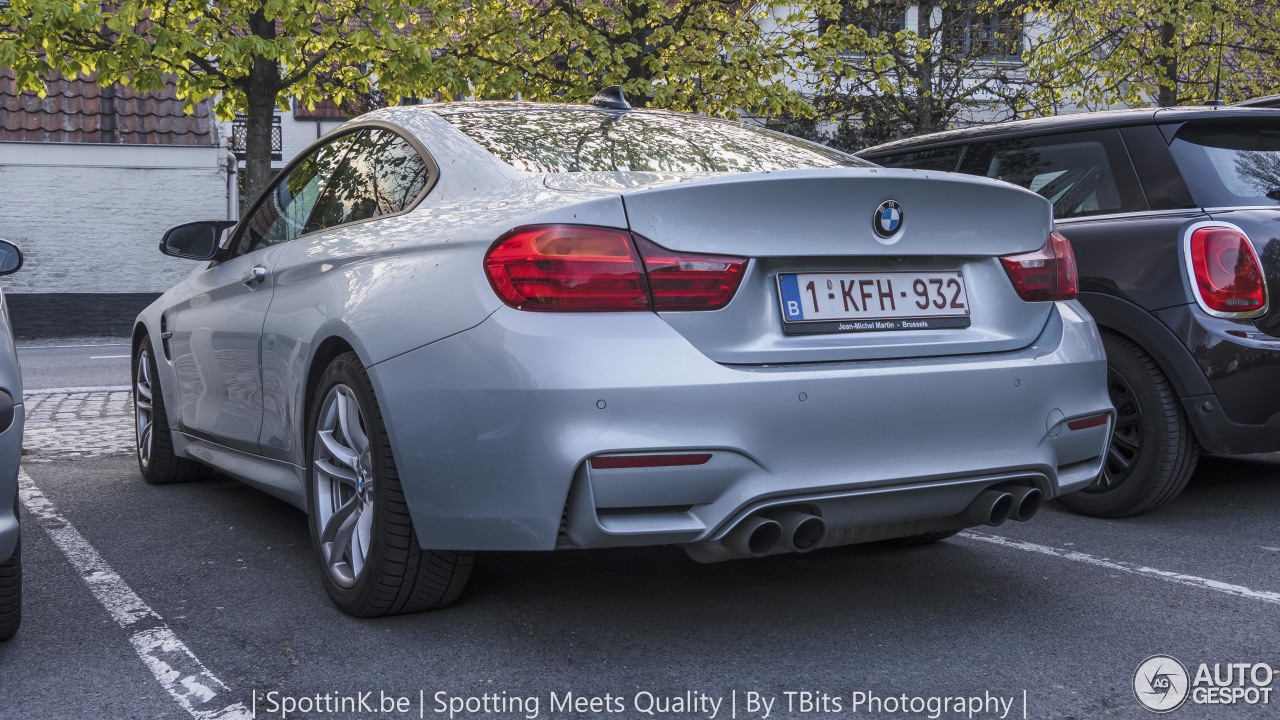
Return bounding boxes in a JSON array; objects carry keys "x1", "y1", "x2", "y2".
[
  {"x1": 1156, "y1": 304, "x2": 1280, "y2": 454},
  {"x1": 369, "y1": 301, "x2": 1111, "y2": 552},
  {"x1": 0, "y1": 403, "x2": 24, "y2": 563}
]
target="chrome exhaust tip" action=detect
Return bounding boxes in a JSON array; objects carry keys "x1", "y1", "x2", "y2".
[
  {"x1": 726, "y1": 516, "x2": 784, "y2": 557},
  {"x1": 772, "y1": 509, "x2": 827, "y2": 553}
]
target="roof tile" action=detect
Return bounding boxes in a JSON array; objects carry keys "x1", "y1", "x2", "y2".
[{"x1": 0, "y1": 69, "x2": 216, "y2": 145}]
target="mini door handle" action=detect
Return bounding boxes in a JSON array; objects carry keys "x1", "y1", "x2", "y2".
[{"x1": 242, "y1": 265, "x2": 267, "y2": 287}]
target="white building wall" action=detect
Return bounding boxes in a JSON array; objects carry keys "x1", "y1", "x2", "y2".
[{"x1": 0, "y1": 142, "x2": 232, "y2": 293}]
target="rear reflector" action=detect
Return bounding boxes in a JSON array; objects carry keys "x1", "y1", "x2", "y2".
[
  {"x1": 1187, "y1": 226, "x2": 1266, "y2": 315},
  {"x1": 484, "y1": 224, "x2": 746, "y2": 312},
  {"x1": 590, "y1": 454, "x2": 713, "y2": 469},
  {"x1": 1000, "y1": 231, "x2": 1078, "y2": 302},
  {"x1": 1067, "y1": 414, "x2": 1109, "y2": 431}
]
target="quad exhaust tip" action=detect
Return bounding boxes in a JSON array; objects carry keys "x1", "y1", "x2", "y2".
[
  {"x1": 726, "y1": 516, "x2": 784, "y2": 557},
  {"x1": 1005, "y1": 485, "x2": 1043, "y2": 522},
  {"x1": 964, "y1": 489, "x2": 1014, "y2": 527},
  {"x1": 962, "y1": 485, "x2": 1043, "y2": 527},
  {"x1": 772, "y1": 509, "x2": 827, "y2": 553},
  {"x1": 724, "y1": 509, "x2": 827, "y2": 558}
]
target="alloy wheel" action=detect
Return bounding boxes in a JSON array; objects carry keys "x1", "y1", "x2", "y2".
[
  {"x1": 312, "y1": 383, "x2": 375, "y2": 588},
  {"x1": 134, "y1": 349, "x2": 154, "y2": 469},
  {"x1": 1087, "y1": 366, "x2": 1142, "y2": 493}
]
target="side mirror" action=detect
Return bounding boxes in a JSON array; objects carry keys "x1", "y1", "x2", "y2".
[
  {"x1": 160, "y1": 221, "x2": 236, "y2": 260},
  {"x1": 0, "y1": 240, "x2": 23, "y2": 276}
]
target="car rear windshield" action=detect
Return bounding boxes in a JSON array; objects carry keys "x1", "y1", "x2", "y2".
[
  {"x1": 441, "y1": 108, "x2": 870, "y2": 173},
  {"x1": 1168, "y1": 122, "x2": 1280, "y2": 207}
]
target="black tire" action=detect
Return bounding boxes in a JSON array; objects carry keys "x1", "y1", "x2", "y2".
[
  {"x1": 133, "y1": 339, "x2": 212, "y2": 485},
  {"x1": 0, "y1": 535, "x2": 20, "y2": 642},
  {"x1": 879, "y1": 530, "x2": 961, "y2": 548},
  {"x1": 1058, "y1": 332, "x2": 1198, "y2": 518},
  {"x1": 306, "y1": 352, "x2": 473, "y2": 617}
]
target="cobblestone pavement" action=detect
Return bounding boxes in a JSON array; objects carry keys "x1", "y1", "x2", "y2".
[{"x1": 22, "y1": 389, "x2": 134, "y2": 461}]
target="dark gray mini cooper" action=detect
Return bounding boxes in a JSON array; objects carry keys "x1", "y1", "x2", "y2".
[{"x1": 861, "y1": 106, "x2": 1280, "y2": 517}]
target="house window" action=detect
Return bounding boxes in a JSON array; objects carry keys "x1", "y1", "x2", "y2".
[
  {"x1": 942, "y1": 1, "x2": 1023, "y2": 58},
  {"x1": 229, "y1": 114, "x2": 283, "y2": 162},
  {"x1": 820, "y1": 0, "x2": 908, "y2": 39}
]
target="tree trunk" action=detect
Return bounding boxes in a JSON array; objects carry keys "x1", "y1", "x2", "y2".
[
  {"x1": 241, "y1": 8, "x2": 281, "y2": 204},
  {"x1": 1158, "y1": 20, "x2": 1178, "y2": 107}
]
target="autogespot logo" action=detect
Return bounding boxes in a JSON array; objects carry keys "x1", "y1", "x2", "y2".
[{"x1": 1135, "y1": 655, "x2": 1191, "y2": 713}]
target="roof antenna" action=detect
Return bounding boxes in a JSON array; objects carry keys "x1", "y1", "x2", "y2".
[
  {"x1": 589, "y1": 86, "x2": 631, "y2": 110},
  {"x1": 1209, "y1": 18, "x2": 1226, "y2": 106}
]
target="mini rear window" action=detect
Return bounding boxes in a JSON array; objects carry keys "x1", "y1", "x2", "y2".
[
  {"x1": 1168, "y1": 122, "x2": 1280, "y2": 207},
  {"x1": 442, "y1": 109, "x2": 870, "y2": 173},
  {"x1": 958, "y1": 130, "x2": 1146, "y2": 219},
  {"x1": 875, "y1": 147, "x2": 963, "y2": 172}
]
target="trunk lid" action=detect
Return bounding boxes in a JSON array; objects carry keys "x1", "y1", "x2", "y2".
[{"x1": 618, "y1": 168, "x2": 1060, "y2": 364}]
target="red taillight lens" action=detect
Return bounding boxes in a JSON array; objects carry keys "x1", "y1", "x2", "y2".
[
  {"x1": 1000, "y1": 231, "x2": 1078, "y2": 302},
  {"x1": 484, "y1": 225, "x2": 746, "y2": 312},
  {"x1": 634, "y1": 235, "x2": 747, "y2": 311},
  {"x1": 1188, "y1": 227, "x2": 1266, "y2": 314},
  {"x1": 484, "y1": 225, "x2": 650, "y2": 311}
]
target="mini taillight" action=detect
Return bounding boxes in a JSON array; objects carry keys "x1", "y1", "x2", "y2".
[
  {"x1": 1000, "y1": 231, "x2": 1078, "y2": 302},
  {"x1": 1188, "y1": 226, "x2": 1266, "y2": 315},
  {"x1": 484, "y1": 224, "x2": 746, "y2": 312}
]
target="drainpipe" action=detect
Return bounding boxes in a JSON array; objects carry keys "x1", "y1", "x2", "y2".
[{"x1": 226, "y1": 151, "x2": 240, "y2": 221}]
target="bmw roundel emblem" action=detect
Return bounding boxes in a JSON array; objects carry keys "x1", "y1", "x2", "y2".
[{"x1": 873, "y1": 200, "x2": 904, "y2": 238}]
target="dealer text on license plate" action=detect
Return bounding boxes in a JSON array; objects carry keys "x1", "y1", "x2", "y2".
[{"x1": 777, "y1": 271, "x2": 971, "y2": 335}]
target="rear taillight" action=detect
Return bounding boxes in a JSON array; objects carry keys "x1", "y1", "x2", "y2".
[
  {"x1": 1187, "y1": 226, "x2": 1266, "y2": 315},
  {"x1": 484, "y1": 224, "x2": 746, "y2": 312},
  {"x1": 1000, "y1": 231, "x2": 1078, "y2": 302},
  {"x1": 484, "y1": 225, "x2": 649, "y2": 311},
  {"x1": 633, "y1": 235, "x2": 746, "y2": 311}
]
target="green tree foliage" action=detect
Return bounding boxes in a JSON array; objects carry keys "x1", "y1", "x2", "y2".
[
  {"x1": 0, "y1": 0, "x2": 447, "y2": 199},
  {"x1": 797, "y1": 0, "x2": 1034, "y2": 149},
  {"x1": 421, "y1": 0, "x2": 818, "y2": 119},
  {"x1": 1022, "y1": 0, "x2": 1280, "y2": 108}
]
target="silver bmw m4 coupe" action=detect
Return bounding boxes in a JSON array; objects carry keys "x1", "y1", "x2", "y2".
[{"x1": 135, "y1": 91, "x2": 1114, "y2": 616}]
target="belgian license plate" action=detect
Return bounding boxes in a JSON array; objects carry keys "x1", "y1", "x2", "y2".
[{"x1": 777, "y1": 271, "x2": 971, "y2": 335}]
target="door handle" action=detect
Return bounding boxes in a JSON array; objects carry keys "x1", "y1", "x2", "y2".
[{"x1": 241, "y1": 265, "x2": 267, "y2": 288}]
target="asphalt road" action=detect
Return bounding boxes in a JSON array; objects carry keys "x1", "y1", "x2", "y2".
[
  {"x1": 2, "y1": 343, "x2": 1279, "y2": 719},
  {"x1": 16, "y1": 338, "x2": 132, "y2": 390}
]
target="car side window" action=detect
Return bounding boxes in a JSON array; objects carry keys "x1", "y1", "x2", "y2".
[
  {"x1": 230, "y1": 133, "x2": 358, "y2": 257},
  {"x1": 958, "y1": 130, "x2": 1146, "y2": 219},
  {"x1": 875, "y1": 146, "x2": 963, "y2": 172},
  {"x1": 306, "y1": 128, "x2": 432, "y2": 231}
]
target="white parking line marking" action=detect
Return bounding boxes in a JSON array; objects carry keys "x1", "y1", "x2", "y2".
[
  {"x1": 18, "y1": 470, "x2": 252, "y2": 720},
  {"x1": 89, "y1": 354, "x2": 131, "y2": 360},
  {"x1": 962, "y1": 531, "x2": 1280, "y2": 606}
]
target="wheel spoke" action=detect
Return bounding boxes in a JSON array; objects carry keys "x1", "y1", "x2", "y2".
[
  {"x1": 139, "y1": 422, "x2": 152, "y2": 458},
  {"x1": 317, "y1": 429, "x2": 358, "y2": 469},
  {"x1": 1107, "y1": 444, "x2": 1133, "y2": 474},
  {"x1": 1111, "y1": 432, "x2": 1140, "y2": 453},
  {"x1": 328, "y1": 506, "x2": 360, "y2": 571},
  {"x1": 352, "y1": 509, "x2": 373, "y2": 577},
  {"x1": 315, "y1": 457, "x2": 358, "y2": 487},
  {"x1": 136, "y1": 382, "x2": 152, "y2": 404},
  {"x1": 336, "y1": 389, "x2": 369, "y2": 458}
]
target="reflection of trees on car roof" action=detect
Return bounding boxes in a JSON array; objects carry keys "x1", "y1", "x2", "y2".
[{"x1": 445, "y1": 110, "x2": 866, "y2": 173}]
